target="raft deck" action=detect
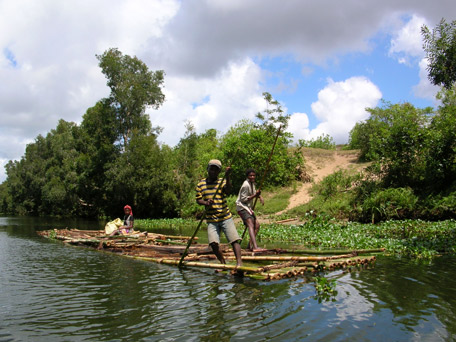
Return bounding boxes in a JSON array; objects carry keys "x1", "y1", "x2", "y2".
[{"x1": 37, "y1": 228, "x2": 384, "y2": 281}]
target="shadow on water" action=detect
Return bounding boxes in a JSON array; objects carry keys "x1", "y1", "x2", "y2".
[{"x1": 1, "y1": 216, "x2": 455, "y2": 341}]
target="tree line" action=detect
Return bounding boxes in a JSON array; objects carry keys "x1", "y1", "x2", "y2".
[{"x1": 0, "y1": 48, "x2": 302, "y2": 218}]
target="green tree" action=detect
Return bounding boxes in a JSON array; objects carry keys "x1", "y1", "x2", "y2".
[
  {"x1": 3, "y1": 120, "x2": 81, "y2": 216},
  {"x1": 422, "y1": 18, "x2": 456, "y2": 89},
  {"x1": 299, "y1": 134, "x2": 336, "y2": 150},
  {"x1": 103, "y1": 134, "x2": 176, "y2": 218},
  {"x1": 77, "y1": 99, "x2": 120, "y2": 216},
  {"x1": 96, "y1": 48, "x2": 165, "y2": 149},
  {"x1": 220, "y1": 92, "x2": 303, "y2": 193},
  {"x1": 40, "y1": 120, "x2": 81, "y2": 216},
  {"x1": 348, "y1": 101, "x2": 433, "y2": 169},
  {"x1": 0, "y1": 182, "x2": 11, "y2": 214},
  {"x1": 4, "y1": 135, "x2": 49, "y2": 215},
  {"x1": 171, "y1": 123, "x2": 222, "y2": 217},
  {"x1": 2, "y1": 49, "x2": 169, "y2": 218},
  {"x1": 424, "y1": 88, "x2": 456, "y2": 192},
  {"x1": 255, "y1": 92, "x2": 290, "y2": 132}
]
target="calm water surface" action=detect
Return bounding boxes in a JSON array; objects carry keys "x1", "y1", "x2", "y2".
[{"x1": 1, "y1": 217, "x2": 455, "y2": 341}]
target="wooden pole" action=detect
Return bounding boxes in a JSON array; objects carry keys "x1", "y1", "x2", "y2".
[
  {"x1": 140, "y1": 257, "x2": 264, "y2": 273},
  {"x1": 178, "y1": 215, "x2": 206, "y2": 268}
]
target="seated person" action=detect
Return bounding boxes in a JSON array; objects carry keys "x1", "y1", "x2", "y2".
[{"x1": 110, "y1": 205, "x2": 134, "y2": 236}]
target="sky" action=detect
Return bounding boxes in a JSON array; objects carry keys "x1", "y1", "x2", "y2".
[{"x1": 1, "y1": 0, "x2": 455, "y2": 183}]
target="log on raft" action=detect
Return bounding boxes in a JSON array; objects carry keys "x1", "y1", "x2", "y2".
[
  {"x1": 277, "y1": 248, "x2": 385, "y2": 255},
  {"x1": 37, "y1": 228, "x2": 382, "y2": 280},
  {"x1": 131, "y1": 256, "x2": 264, "y2": 274}
]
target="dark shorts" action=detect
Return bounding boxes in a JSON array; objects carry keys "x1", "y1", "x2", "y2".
[{"x1": 237, "y1": 209, "x2": 255, "y2": 224}]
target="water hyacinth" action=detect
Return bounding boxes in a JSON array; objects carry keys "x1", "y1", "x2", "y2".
[
  {"x1": 258, "y1": 218, "x2": 456, "y2": 258},
  {"x1": 135, "y1": 216, "x2": 456, "y2": 259}
]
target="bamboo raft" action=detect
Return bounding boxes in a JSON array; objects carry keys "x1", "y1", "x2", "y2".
[{"x1": 37, "y1": 228, "x2": 384, "y2": 281}]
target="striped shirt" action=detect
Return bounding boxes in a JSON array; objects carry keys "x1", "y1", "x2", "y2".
[{"x1": 195, "y1": 177, "x2": 232, "y2": 223}]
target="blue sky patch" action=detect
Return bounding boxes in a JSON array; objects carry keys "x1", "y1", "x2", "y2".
[{"x1": 4, "y1": 48, "x2": 17, "y2": 68}]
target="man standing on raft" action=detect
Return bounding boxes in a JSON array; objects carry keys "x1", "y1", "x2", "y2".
[
  {"x1": 236, "y1": 168, "x2": 266, "y2": 252},
  {"x1": 195, "y1": 159, "x2": 243, "y2": 268}
]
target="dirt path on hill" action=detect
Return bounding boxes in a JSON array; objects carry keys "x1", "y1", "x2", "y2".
[{"x1": 275, "y1": 150, "x2": 364, "y2": 216}]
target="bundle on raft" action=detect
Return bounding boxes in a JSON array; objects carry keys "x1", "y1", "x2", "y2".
[{"x1": 37, "y1": 228, "x2": 384, "y2": 281}]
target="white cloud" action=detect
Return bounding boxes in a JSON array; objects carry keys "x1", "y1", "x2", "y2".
[
  {"x1": 413, "y1": 58, "x2": 440, "y2": 101},
  {"x1": 388, "y1": 15, "x2": 440, "y2": 101},
  {"x1": 153, "y1": 58, "x2": 265, "y2": 146},
  {"x1": 389, "y1": 14, "x2": 427, "y2": 64},
  {"x1": 286, "y1": 113, "x2": 311, "y2": 143},
  {"x1": 308, "y1": 77, "x2": 382, "y2": 144}
]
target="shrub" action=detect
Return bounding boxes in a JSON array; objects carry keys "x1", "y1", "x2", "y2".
[
  {"x1": 299, "y1": 134, "x2": 336, "y2": 150},
  {"x1": 361, "y1": 187, "x2": 418, "y2": 223}
]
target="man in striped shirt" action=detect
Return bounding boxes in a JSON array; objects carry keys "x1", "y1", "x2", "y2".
[{"x1": 196, "y1": 159, "x2": 243, "y2": 268}]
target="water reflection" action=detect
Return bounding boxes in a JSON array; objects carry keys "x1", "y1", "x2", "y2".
[{"x1": 1, "y1": 217, "x2": 456, "y2": 341}]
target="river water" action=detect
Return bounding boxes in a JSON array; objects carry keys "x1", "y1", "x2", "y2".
[{"x1": 1, "y1": 216, "x2": 455, "y2": 341}]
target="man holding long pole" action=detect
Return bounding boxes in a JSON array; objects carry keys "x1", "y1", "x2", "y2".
[
  {"x1": 240, "y1": 125, "x2": 282, "y2": 242},
  {"x1": 195, "y1": 159, "x2": 243, "y2": 269},
  {"x1": 236, "y1": 168, "x2": 266, "y2": 252}
]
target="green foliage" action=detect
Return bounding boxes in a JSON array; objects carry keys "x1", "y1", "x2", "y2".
[
  {"x1": 0, "y1": 182, "x2": 11, "y2": 214},
  {"x1": 423, "y1": 190, "x2": 456, "y2": 219},
  {"x1": 255, "y1": 92, "x2": 290, "y2": 130},
  {"x1": 313, "y1": 276, "x2": 338, "y2": 303},
  {"x1": 423, "y1": 90, "x2": 456, "y2": 191},
  {"x1": 258, "y1": 216, "x2": 456, "y2": 258},
  {"x1": 360, "y1": 187, "x2": 418, "y2": 223},
  {"x1": 348, "y1": 101, "x2": 433, "y2": 170},
  {"x1": 422, "y1": 18, "x2": 456, "y2": 89},
  {"x1": 1, "y1": 49, "x2": 171, "y2": 218},
  {"x1": 299, "y1": 134, "x2": 336, "y2": 150},
  {"x1": 104, "y1": 134, "x2": 177, "y2": 218},
  {"x1": 220, "y1": 120, "x2": 303, "y2": 194},
  {"x1": 77, "y1": 100, "x2": 119, "y2": 216},
  {"x1": 135, "y1": 218, "x2": 197, "y2": 232},
  {"x1": 171, "y1": 123, "x2": 223, "y2": 217},
  {"x1": 344, "y1": 97, "x2": 456, "y2": 221},
  {"x1": 3, "y1": 120, "x2": 81, "y2": 216},
  {"x1": 314, "y1": 170, "x2": 360, "y2": 200},
  {"x1": 96, "y1": 48, "x2": 165, "y2": 149},
  {"x1": 348, "y1": 118, "x2": 388, "y2": 160}
]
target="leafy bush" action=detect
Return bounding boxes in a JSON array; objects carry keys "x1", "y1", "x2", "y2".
[
  {"x1": 361, "y1": 187, "x2": 418, "y2": 223},
  {"x1": 314, "y1": 170, "x2": 361, "y2": 200},
  {"x1": 220, "y1": 119, "x2": 304, "y2": 193},
  {"x1": 299, "y1": 134, "x2": 336, "y2": 150}
]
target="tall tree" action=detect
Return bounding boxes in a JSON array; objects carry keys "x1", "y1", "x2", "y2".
[
  {"x1": 422, "y1": 18, "x2": 456, "y2": 89},
  {"x1": 349, "y1": 102, "x2": 433, "y2": 188},
  {"x1": 77, "y1": 99, "x2": 120, "y2": 216},
  {"x1": 96, "y1": 48, "x2": 165, "y2": 149}
]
